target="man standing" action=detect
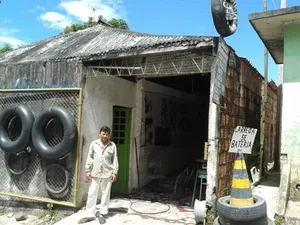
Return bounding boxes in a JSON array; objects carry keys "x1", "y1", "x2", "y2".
[{"x1": 79, "y1": 126, "x2": 119, "y2": 224}]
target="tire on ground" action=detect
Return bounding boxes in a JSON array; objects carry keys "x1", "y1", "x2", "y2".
[
  {"x1": 32, "y1": 106, "x2": 78, "y2": 159},
  {"x1": 211, "y1": 0, "x2": 238, "y2": 37},
  {"x1": 217, "y1": 195, "x2": 268, "y2": 225},
  {"x1": 0, "y1": 105, "x2": 34, "y2": 153}
]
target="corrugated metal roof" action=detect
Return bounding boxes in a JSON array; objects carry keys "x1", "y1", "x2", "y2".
[{"x1": 0, "y1": 24, "x2": 215, "y2": 64}]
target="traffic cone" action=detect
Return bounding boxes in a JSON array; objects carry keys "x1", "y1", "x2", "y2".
[{"x1": 229, "y1": 151, "x2": 254, "y2": 206}]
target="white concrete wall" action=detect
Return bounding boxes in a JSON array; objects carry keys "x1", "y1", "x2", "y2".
[
  {"x1": 281, "y1": 82, "x2": 300, "y2": 161},
  {"x1": 77, "y1": 75, "x2": 207, "y2": 205},
  {"x1": 77, "y1": 76, "x2": 136, "y2": 205},
  {"x1": 139, "y1": 80, "x2": 203, "y2": 186},
  {"x1": 205, "y1": 74, "x2": 218, "y2": 207}
]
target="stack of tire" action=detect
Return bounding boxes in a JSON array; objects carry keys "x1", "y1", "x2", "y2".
[
  {"x1": 215, "y1": 195, "x2": 272, "y2": 225},
  {"x1": 214, "y1": 152, "x2": 272, "y2": 225},
  {"x1": 0, "y1": 104, "x2": 78, "y2": 199}
]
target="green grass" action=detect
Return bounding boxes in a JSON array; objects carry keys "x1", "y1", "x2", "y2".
[{"x1": 274, "y1": 215, "x2": 285, "y2": 225}]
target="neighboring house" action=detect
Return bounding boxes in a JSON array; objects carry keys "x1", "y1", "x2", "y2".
[
  {"x1": 0, "y1": 23, "x2": 277, "y2": 208},
  {"x1": 249, "y1": 6, "x2": 300, "y2": 219}
]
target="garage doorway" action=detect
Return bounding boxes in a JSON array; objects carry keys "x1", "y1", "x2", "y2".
[{"x1": 136, "y1": 74, "x2": 210, "y2": 202}]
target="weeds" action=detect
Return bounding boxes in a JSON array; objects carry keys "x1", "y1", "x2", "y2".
[
  {"x1": 274, "y1": 214, "x2": 285, "y2": 225},
  {"x1": 38, "y1": 203, "x2": 65, "y2": 223}
]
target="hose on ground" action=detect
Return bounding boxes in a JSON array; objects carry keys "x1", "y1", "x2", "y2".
[{"x1": 128, "y1": 199, "x2": 171, "y2": 215}]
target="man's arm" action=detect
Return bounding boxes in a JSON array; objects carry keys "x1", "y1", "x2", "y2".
[
  {"x1": 112, "y1": 144, "x2": 119, "y2": 175},
  {"x1": 85, "y1": 142, "x2": 94, "y2": 173}
]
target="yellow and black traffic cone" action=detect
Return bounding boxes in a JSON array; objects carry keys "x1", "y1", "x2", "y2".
[{"x1": 229, "y1": 151, "x2": 254, "y2": 206}]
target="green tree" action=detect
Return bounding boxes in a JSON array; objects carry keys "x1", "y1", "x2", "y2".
[
  {"x1": 0, "y1": 43, "x2": 13, "y2": 54},
  {"x1": 107, "y1": 18, "x2": 129, "y2": 30},
  {"x1": 63, "y1": 16, "x2": 129, "y2": 34}
]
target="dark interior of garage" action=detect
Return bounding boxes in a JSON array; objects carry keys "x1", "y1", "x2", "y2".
[{"x1": 116, "y1": 74, "x2": 211, "y2": 207}]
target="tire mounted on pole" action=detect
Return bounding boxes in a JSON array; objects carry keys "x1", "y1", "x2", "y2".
[{"x1": 211, "y1": 0, "x2": 238, "y2": 37}]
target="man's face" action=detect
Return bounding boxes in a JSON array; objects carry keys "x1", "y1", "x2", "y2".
[{"x1": 100, "y1": 131, "x2": 110, "y2": 143}]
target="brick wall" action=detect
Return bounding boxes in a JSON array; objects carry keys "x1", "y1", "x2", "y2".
[
  {"x1": 217, "y1": 57, "x2": 241, "y2": 196},
  {"x1": 264, "y1": 81, "x2": 277, "y2": 169},
  {"x1": 216, "y1": 56, "x2": 277, "y2": 197}
]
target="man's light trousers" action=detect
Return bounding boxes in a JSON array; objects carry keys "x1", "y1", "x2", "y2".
[{"x1": 85, "y1": 177, "x2": 112, "y2": 217}]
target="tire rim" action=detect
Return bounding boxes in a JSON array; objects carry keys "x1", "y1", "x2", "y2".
[{"x1": 223, "y1": 0, "x2": 237, "y2": 28}]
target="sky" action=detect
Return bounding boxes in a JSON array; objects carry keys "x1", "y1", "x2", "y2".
[{"x1": 0, "y1": 0, "x2": 299, "y2": 83}]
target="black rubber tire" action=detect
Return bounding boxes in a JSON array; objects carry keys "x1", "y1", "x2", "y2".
[
  {"x1": 214, "y1": 217, "x2": 273, "y2": 225},
  {"x1": 44, "y1": 163, "x2": 70, "y2": 195},
  {"x1": 0, "y1": 105, "x2": 34, "y2": 153},
  {"x1": 7, "y1": 149, "x2": 30, "y2": 175},
  {"x1": 47, "y1": 186, "x2": 70, "y2": 200},
  {"x1": 32, "y1": 106, "x2": 78, "y2": 159},
  {"x1": 211, "y1": 0, "x2": 238, "y2": 37},
  {"x1": 217, "y1": 195, "x2": 268, "y2": 225}
]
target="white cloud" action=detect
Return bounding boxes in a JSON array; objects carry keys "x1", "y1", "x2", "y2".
[
  {"x1": 0, "y1": 27, "x2": 24, "y2": 48},
  {"x1": 39, "y1": 0, "x2": 126, "y2": 30},
  {"x1": 0, "y1": 27, "x2": 19, "y2": 36},
  {"x1": 39, "y1": 12, "x2": 72, "y2": 29},
  {"x1": 1, "y1": 18, "x2": 12, "y2": 25},
  {"x1": 0, "y1": 37, "x2": 25, "y2": 48},
  {"x1": 36, "y1": 6, "x2": 45, "y2": 11},
  {"x1": 59, "y1": 0, "x2": 123, "y2": 22},
  {"x1": 29, "y1": 5, "x2": 46, "y2": 13}
]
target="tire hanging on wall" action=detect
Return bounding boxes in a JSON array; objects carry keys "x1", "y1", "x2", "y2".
[
  {"x1": 211, "y1": 0, "x2": 238, "y2": 37},
  {"x1": 32, "y1": 106, "x2": 78, "y2": 159},
  {"x1": 0, "y1": 105, "x2": 34, "y2": 153},
  {"x1": 44, "y1": 163, "x2": 70, "y2": 195},
  {"x1": 6, "y1": 149, "x2": 31, "y2": 175}
]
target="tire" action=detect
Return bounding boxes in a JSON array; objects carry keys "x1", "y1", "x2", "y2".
[
  {"x1": 47, "y1": 186, "x2": 70, "y2": 200},
  {"x1": 6, "y1": 149, "x2": 30, "y2": 175},
  {"x1": 0, "y1": 105, "x2": 34, "y2": 153},
  {"x1": 44, "y1": 163, "x2": 70, "y2": 195},
  {"x1": 211, "y1": 0, "x2": 238, "y2": 37},
  {"x1": 217, "y1": 195, "x2": 268, "y2": 225},
  {"x1": 32, "y1": 106, "x2": 78, "y2": 159},
  {"x1": 174, "y1": 171, "x2": 188, "y2": 198}
]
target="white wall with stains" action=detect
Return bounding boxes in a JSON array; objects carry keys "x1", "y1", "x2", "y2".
[
  {"x1": 78, "y1": 75, "x2": 209, "y2": 206},
  {"x1": 78, "y1": 75, "x2": 136, "y2": 205}
]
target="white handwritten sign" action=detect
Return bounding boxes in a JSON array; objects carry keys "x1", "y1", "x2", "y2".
[{"x1": 229, "y1": 126, "x2": 258, "y2": 154}]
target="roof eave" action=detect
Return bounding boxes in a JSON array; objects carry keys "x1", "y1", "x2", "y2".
[{"x1": 249, "y1": 6, "x2": 300, "y2": 64}]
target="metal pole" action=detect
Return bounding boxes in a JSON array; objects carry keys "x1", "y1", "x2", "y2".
[{"x1": 259, "y1": 0, "x2": 268, "y2": 178}]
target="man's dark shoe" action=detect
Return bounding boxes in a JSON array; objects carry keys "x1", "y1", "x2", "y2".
[
  {"x1": 78, "y1": 217, "x2": 95, "y2": 224},
  {"x1": 95, "y1": 212, "x2": 106, "y2": 224}
]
